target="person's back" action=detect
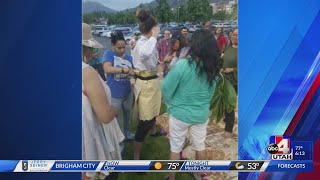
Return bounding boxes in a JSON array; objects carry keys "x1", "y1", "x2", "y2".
[
  {"x1": 161, "y1": 59, "x2": 216, "y2": 124},
  {"x1": 161, "y1": 29, "x2": 221, "y2": 180}
]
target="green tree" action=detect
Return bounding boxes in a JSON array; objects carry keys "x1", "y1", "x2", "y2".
[
  {"x1": 149, "y1": 7, "x2": 156, "y2": 17},
  {"x1": 178, "y1": 5, "x2": 187, "y2": 22},
  {"x1": 186, "y1": 0, "x2": 212, "y2": 23},
  {"x1": 212, "y1": 10, "x2": 228, "y2": 21},
  {"x1": 83, "y1": 13, "x2": 96, "y2": 24},
  {"x1": 155, "y1": 0, "x2": 172, "y2": 23},
  {"x1": 228, "y1": 3, "x2": 238, "y2": 20}
]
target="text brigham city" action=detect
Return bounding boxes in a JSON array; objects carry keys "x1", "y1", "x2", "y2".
[{"x1": 55, "y1": 163, "x2": 97, "y2": 169}]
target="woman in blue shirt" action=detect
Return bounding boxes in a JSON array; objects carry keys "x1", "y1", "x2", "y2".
[
  {"x1": 103, "y1": 31, "x2": 135, "y2": 140},
  {"x1": 161, "y1": 30, "x2": 222, "y2": 180}
]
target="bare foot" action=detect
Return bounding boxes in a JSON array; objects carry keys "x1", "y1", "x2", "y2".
[{"x1": 223, "y1": 132, "x2": 233, "y2": 139}]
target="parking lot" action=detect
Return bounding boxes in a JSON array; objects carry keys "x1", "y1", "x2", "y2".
[{"x1": 94, "y1": 35, "x2": 132, "y2": 55}]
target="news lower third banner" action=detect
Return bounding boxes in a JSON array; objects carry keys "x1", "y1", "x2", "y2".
[{"x1": 0, "y1": 160, "x2": 313, "y2": 172}]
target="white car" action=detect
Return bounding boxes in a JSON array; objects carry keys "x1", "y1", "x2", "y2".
[
  {"x1": 92, "y1": 27, "x2": 109, "y2": 36},
  {"x1": 124, "y1": 32, "x2": 141, "y2": 44},
  {"x1": 101, "y1": 31, "x2": 112, "y2": 38},
  {"x1": 214, "y1": 23, "x2": 224, "y2": 28}
]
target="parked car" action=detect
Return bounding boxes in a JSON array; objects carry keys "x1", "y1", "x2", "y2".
[
  {"x1": 101, "y1": 30, "x2": 112, "y2": 38},
  {"x1": 230, "y1": 23, "x2": 238, "y2": 28},
  {"x1": 213, "y1": 23, "x2": 224, "y2": 28},
  {"x1": 188, "y1": 25, "x2": 202, "y2": 32},
  {"x1": 112, "y1": 27, "x2": 132, "y2": 36},
  {"x1": 124, "y1": 31, "x2": 141, "y2": 44},
  {"x1": 92, "y1": 26, "x2": 110, "y2": 36}
]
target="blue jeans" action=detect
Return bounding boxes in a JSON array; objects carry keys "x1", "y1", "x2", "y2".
[{"x1": 111, "y1": 91, "x2": 134, "y2": 139}]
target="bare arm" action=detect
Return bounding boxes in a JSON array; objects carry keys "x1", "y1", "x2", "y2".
[
  {"x1": 221, "y1": 44, "x2": 227, "y2": 53},
  {"x1": 103, "y1": 62, "x2": 133, "y2": 75},
  {"x1": 83, "y1": 66, "x2": 117, "y2": 124}
]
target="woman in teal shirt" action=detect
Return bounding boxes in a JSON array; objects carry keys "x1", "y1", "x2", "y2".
[{"x1": 161, "y1": 30, "x2": 222, "y2": 180}]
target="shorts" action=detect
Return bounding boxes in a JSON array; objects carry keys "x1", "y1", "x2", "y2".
[{"x1": 169, "y1": 115, "x2": 208, "y2": 153}]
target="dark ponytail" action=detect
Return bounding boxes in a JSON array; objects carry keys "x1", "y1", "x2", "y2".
[
  {"x1": 111, "y1": 31, "x2": 125, "y2": 45},
  {"x1": 136, "y1": 9, "x2": 157, "y2": 34}
]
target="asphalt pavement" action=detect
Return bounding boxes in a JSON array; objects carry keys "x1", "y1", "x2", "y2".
[{"x1": 94, "y1": 35, "x2": 132, "y2": 55}]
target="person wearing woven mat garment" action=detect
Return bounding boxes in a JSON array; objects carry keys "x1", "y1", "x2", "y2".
[
  {"x1": 161, "y1": 30, "x2": 221, "y2": 180},
  {"x1": 131, "y1": 9, "x2": 164, "y2": 161}
]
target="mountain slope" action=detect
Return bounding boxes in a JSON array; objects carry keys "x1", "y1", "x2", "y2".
[
  {"x1": 123, "y1": 0, "x2": 230, "y2": 12},
  {"x1": 83, "y1": 1, "x2": 117, "y2": 14}
]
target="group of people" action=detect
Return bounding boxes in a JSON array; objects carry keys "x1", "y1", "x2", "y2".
[{"x1": 82, "y1": 8, "x2": 238, "y2": 180}]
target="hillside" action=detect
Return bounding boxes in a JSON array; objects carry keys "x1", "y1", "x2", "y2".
[
  {"x1": 122, "y1": 0, "x2": 230, "y2": 12},
  {"x1": 82, "y1": 1, "x2": 116, "y2": 14}
]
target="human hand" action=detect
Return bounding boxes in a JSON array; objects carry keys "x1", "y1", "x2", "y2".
[
  {"x1": 127, "y1": 68, "x2": 135, "y2": 76},
  {"x1": 223, "y1": 68, "x2": 234, "y2": 74},
  {"x1": 82, "y1": 173, "x2": 91, "y2": 180},
  {"x1": 157, "y1": 63, "x2": 165, "y2": 73},
  {"x1": 163, "y1": 54, "x2": 173, "y2": 63},
  {"x1": 172, "y1": 51, "x2": 177, "y2": 57},
  {"x1": 152, "y1": 26, "x2": 160, "y2": 38}
]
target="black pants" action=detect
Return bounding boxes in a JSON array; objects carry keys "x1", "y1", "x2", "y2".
[
  {"x1": 134, "y1": 117, "x2": 156, "y2": 142},
  {"x1": 225, "y1": 85, "x2": 238, "y2": 133}
]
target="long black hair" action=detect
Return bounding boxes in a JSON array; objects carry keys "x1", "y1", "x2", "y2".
[
  {"x1": 169, "y1": 31, "x2": 187, "y2": 56},
  {"x1": 111, "y1": 31, "x2": 125, "y2": 45},
  {"x1": 188, "y1": 29, "x2": 222, "y2": 86}
]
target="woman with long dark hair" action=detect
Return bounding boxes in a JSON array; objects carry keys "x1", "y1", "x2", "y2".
[
  {"x1": 161, "y1": 29, "x2": 222, "y2": 180},
  {"x1": 167, "y1": 31, "x2": 190, "y2": 67}
]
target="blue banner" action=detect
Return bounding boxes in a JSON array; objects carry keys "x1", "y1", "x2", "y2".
[
  {"x1": 265, "y1": 160, "x2": 313, "y2": 172},
  {"x1": 0, "y1": 160, "x2": 19, "y2": 172},
  {"x1": 51, "y1": 161, "x2": 100, "y2": 171},
  {"x1": 292, "y1": 141, "x2": 313, "y2": 160}
]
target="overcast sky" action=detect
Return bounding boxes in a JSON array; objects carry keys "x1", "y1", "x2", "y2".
[{"x1": 85, "y1": 0, "x2": 154, "y2": 11}]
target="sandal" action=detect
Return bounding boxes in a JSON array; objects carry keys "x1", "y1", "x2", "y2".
[
  {"x1": 190, "y1": 172, "x2": 210, "y2": 180},
  {"x1": 200, "y1": 173, "x2": 209, "y2": 180}
]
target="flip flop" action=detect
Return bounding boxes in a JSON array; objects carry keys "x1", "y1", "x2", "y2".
[
  {"x1": 200, "y1": 173, "x2": 210, "y2": 180},
  {"x1": 189, "y1": 172, "x2": 210, "y2": 180}
]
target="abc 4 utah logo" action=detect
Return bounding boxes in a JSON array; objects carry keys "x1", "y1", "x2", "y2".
[{"x1": 268, "y1": 136, "x2": 293, "y2": 160}]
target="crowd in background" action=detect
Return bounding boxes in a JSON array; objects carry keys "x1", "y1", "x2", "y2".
[{"x1": 82, "y1": 8, "x2": 238, "y2": 180}]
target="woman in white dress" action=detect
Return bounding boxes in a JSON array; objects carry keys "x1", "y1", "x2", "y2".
[{"x1": 82, "y1": 23, "x2": 124, "y2": 180}]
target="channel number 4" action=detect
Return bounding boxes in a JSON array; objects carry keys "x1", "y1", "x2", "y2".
[{"x1": 278, "y1": 139, "x2": 290, "y2": 154}]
